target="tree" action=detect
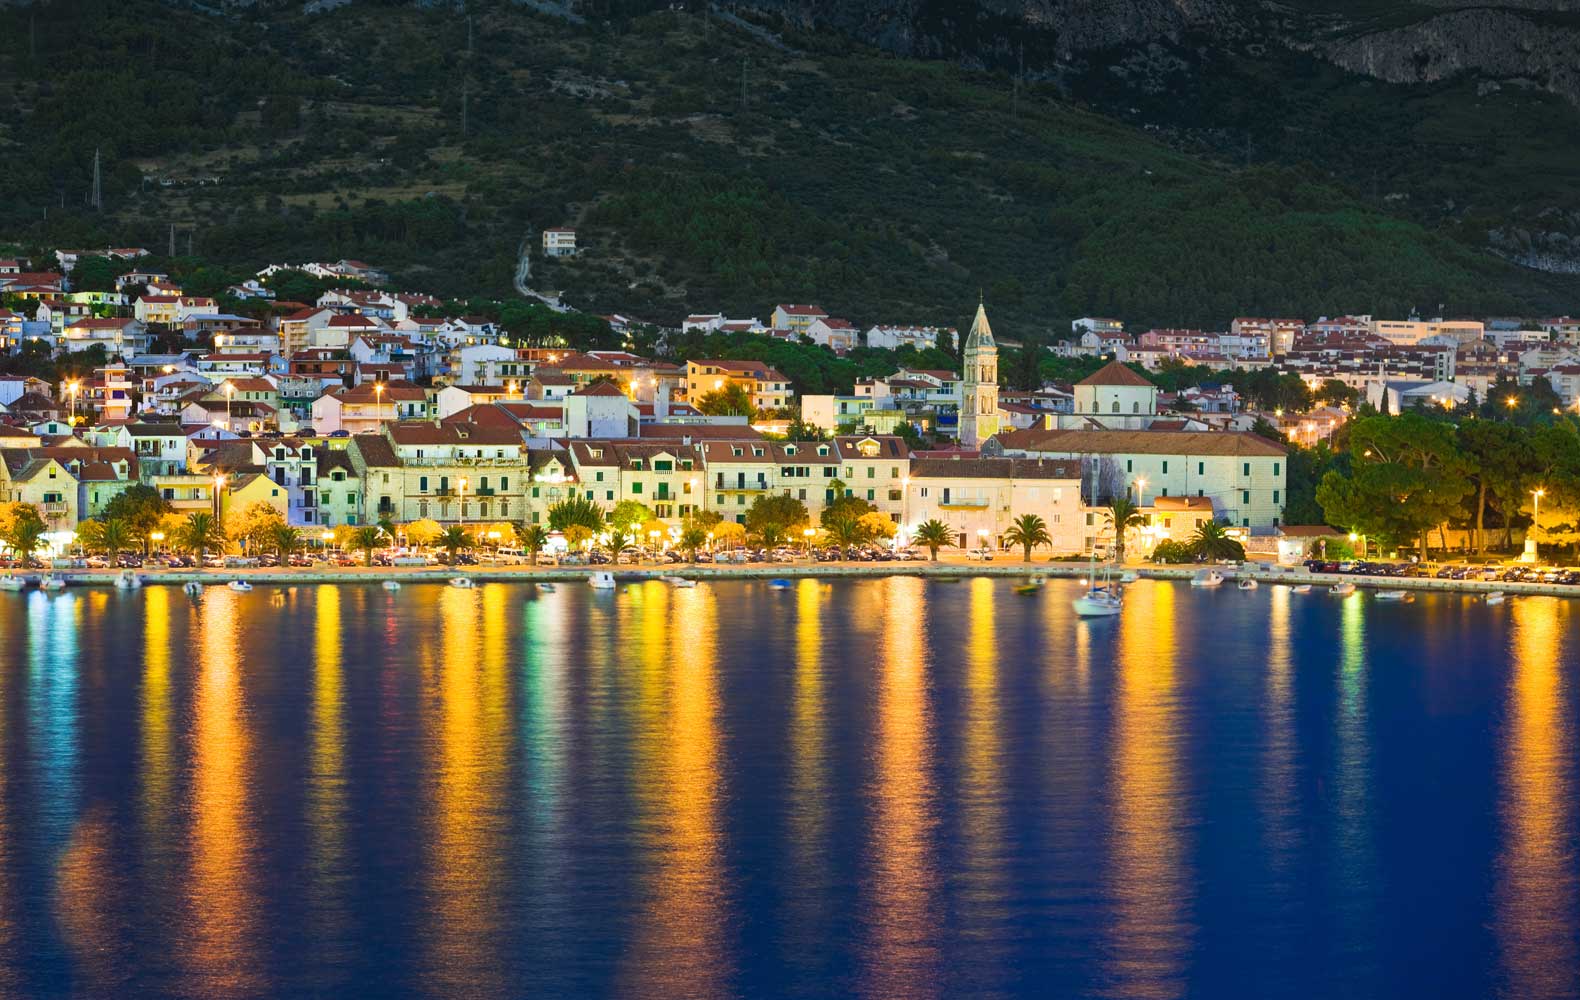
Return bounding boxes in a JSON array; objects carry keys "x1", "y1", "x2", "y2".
[
  {"x1": 1002, "y1": 513, "x2": 1051, "y2": 562},
  {"x1": 609, "y1": 500, "x2": 654, "y2": 539},
  {"x1": 404, "y1": 518, "x2": 443, "y2": 548},
  {"x1": 1103, "y1": 497, "x2": 1147, "y2": 563},
  {"x1": 679, "y1": 523, "x2": 708, "y2": 561},
  {"x1": 521, "y1": 524, "x2": 549, "y2": 559},
  {"x1": 235, "y1": 501, "x2": 285, "y2": 554},
  {"x1": 349, "y1": 525, "x2": 386, "y2": 566},
  {"x1": 1191, "y1": 520, "x2": 1245, "y2": 561},
  {"x1": 548, "y1": 496, "x2": 605, "y2": 533},
  {"x1": 1150, "y1": 539, "x2": 1196, "y2": 564},
  {"x1": 913, "y1": 519, "x2": 953, "y2": 561},
  {"x1": 438, "y1": 525, "x2": 474, "y2": 562},
  {"x1": 176, "y1": 512, "x2": 226, "y2": 560},
  {"x1": 1457, "y1": 420, "x2": 1529, "y2": 553},
  {"x1": 712, "y1": 521, "x2": 747, "y2": 548},
  {"x1": 563, "y1": 524, "x2": 595, "y2": 549},
  {"x1": 694, "y1": 381, "x2": 755, "y2": 419},
  {"x1": 1318, "y1": 412, "x2": 1473, "y2": 556},
  {"x1": 784, "y1": 418, "x2": 827, "y2": 441},
  {"x1": 857, "y1": 511, "x2": 897, "y2": 543},
  {"x1": 75, "y1": 518, "x2": 106, "y2": 554},
  {"x1": 1, "y1": 503, "x2": 47, "y2": 563},
  {"x1": 102, "y1": 483, "x2": 173, "y2": 553},
  {"x1": 270, "y1": 524, "x2": 302, "y2": 560},
  {"x1": 745, "y1": 494, "x2": 809, "y2": 547}
]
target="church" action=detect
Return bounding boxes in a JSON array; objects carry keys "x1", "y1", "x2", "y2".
[{"x1": 958, "y1": 300, "x2": 1000, "y2": 449}]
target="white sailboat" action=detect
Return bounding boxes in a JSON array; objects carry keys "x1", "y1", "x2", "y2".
[{"x1": 1072, "y1": 547, "x2": 1123, "y2": 617}]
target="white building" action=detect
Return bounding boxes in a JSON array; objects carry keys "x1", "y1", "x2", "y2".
[
  {"x1": 958, "y1": 302, "x2": 999, "y2": 449},
  {"x1": 542, "y1": 228, "x2": 577, "y2": 257},
  {"x1": 905, "y1": 456, "x2": 1085, "y2": 553}
]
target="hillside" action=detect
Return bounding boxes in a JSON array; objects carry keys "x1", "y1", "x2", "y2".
[{"x1": 0, "y1": 0, "x2": 1576, "y2": 333}]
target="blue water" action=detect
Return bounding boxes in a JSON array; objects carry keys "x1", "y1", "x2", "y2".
[{"x1": 0, "y1": 577, "x2": 1575, "y2": 999}]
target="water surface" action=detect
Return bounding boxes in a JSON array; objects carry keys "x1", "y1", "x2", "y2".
[{"x1": 0, "y1": 578, "x2": 1575, "y2": 998}]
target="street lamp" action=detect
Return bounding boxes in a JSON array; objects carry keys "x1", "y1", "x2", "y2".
[
  {"x1": 976, "y1": 526, "x2": 990, "y2": 554},
  {"x1": 1349, "y1": 531, "x2": 1366, "y2": 560},
  {"x1": 66, "y1": 380, "x2": 79, "y2": 425},
  {"x1": 213, "y1": 474, "x2": 226, "y2": 518},
  {"x1": 374, "y1": 381, "x2": 385, "y2": 425},
  {"x1": 1531, "y1": 488, "x2": 1545, "y2": 559},
  {"x1": 223, "y1": 380, "x2": 235, "y2": 429},
  {"x1": 149, "y1": 531, "x2": 164, "y2": 558},
  {"x1": 458, "y1": 477, "x2": 468, "y2": 527},
  {"x1": 1133, "y1": 476, "x2": 1147, "y2": 503},
  {"x1": 706, "y1": 531, "x2": 715, "y2": 554},
  {"x1": 803, "y1": 526, "x2": 816, "y2": 560}
]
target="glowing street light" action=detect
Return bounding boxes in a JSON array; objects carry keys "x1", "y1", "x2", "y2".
[
  {"x1": 374, "y1": 381, "x2": 385, "y2": 425},
  {"x1": 803, "y1": 525, "x2": 816, "y2": 560},
  {"x1": 1531, "y1": 488, "x2": 1546, "y2": 557},
  {"x1": 458, "y1": 477, "x2": 468, "y2": 527}
]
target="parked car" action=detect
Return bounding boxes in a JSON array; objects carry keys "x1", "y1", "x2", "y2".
[{"x1": 967, "y1": 547, "x2": 995, "y2": 562}]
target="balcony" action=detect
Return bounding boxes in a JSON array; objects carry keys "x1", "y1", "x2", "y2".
[
  {"x1": 42, "y1": 502, "x2": 69, "y2": 515},
  {"x1": 938, "y1": 498, "x2": 990, "y2": 510},
  {"x1": 474, "y1": 486, "x2": 496, "y2": 497}
]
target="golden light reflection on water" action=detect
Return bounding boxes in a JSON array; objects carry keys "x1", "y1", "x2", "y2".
[
  {"x1": 786, "y1": 579, "x2": 830, "y2": 948},
  {"x1": 1333, "y1": 593, "x2": 1374, "y2": 921},
  {"x1": 141, "y1": 587, "x2": 174, "y2": 842},
  {"x1": 1104, "y1": 580, "x2": 1189, "y2": 999},
  {"x1": 862, "y1": 576, "x2": 940, "y2": 999},
  {"x1": 53, "y1": 805, "x2": 118, "y2": 991},
  {"x1": 308, "y1": 587, "x2": 349, "y2": 957},
  {"x1": 1262, "y1": 585, "x2": 1299, "y2": 866},
  {"x1": 958, "y1": 577, "x2": 1008, "y2": 964},
  {"x1": 425, "y1": 585, "x2": 510, "y2": 995},
  {"x1": 184, "y1": 592, "x2": 263, "y2": 996},
  {"x1": 1495, "y1": 598, "x2": 1578, "y2": 997},
  {"x1": 620, "y1": 583, "x2": 732, "y2": 997}
]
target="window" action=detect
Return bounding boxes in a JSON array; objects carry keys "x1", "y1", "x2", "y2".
[
  {"x1": 632, "y1": 482, "x2": 643, "y2": 494},
  {"x1": 1242, "y1": 490, "x2": 1250, "y2": 504},
  {"x1": 1273, "y1": 462, "x2": 1281, "y2": 476},
  {"x1": 1126, "y1": 460, "x2": 1133, "y2": 472},
  {"x1": 1243, "y1": 462, "x2": 1250, "y2": 476},
  {"x1": 500, "y1": 477, "x2": 508, "y2": 490},
  {"x1": 596, "y1": 471, "x2": 605, "y2": 482},
  {"x1": 1111, "y1": 401, "x2": 1119, "y2": 414},
  {"x1": 1197, "y1": 462, "x2": 1204, "y2": 476},
  {"x1": 420, "y1": 476, "x2": 428, "y2": 492},
  {"x1": 1132, "y1": 401, "x2": 1139, "y2": 413},
  {"x1": 1273, "y1": 490, "x2": 1280, "y2": 504},
  {"x1": 1162, "y1": 461, "x2": 1168, "y2": 474},
  {"x1": 347, "y1": 493, "x2": 356, "y2": 505}
]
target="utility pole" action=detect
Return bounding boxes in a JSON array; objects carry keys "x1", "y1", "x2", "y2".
[
  {"x1": 169, "y1": 223, "x2": 176, "y2": 257},
  {"x1": 91, "y1": 148, "x2": 102, "y2": 211}
]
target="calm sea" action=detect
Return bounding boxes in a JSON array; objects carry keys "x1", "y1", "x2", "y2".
[{"x1": 0, "y1": 578, "x2": 1574, "y2": 999}]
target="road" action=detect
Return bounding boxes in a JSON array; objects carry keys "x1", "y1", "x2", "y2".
[{"x1": 514, "y1": 228, "x2": 570, "y2": 313}]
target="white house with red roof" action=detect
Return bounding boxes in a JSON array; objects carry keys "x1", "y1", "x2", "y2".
[
  {"x1": 63, "y1": 317, "x2": 149, "y2": 359},
  {"x1": 805, "y1": 317, "x2": 859, "y2": 352}
]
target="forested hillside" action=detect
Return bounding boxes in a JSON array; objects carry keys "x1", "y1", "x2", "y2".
[{"x1": 1, "y1": 0, "x2": 1575, "y2": 332}]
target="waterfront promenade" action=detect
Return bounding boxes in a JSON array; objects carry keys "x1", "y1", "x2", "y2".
[{"x1": 21, "y1": 558, "x2": 1580, "y2": 599}]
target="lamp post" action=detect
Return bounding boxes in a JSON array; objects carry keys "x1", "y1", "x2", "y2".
[
  {"x1": 149, "y1": 531, "x2": 164, "y2": 558},
  {"x1": 803, "y1": 526, "x2": 816, "y2": 561},
  {"x1": 1530, "y1": 487, "x2": 1545, "y2": 561},
  {"x1": 648, "y1": 528, "x2": 661, "y2": 562},
  {"x1": 213, "y1": 474, "x2": 226, "y2": 519},
  {"x1": 976, "y1": 526, "x2": 990, "y2": 555},
  {"x1": 706, "y1": 531, "x2": 714, "y2": 554},
  {"x1": 1349, "y1": 531, "x2": 1366, "y2": 560},
  {"x1": 374, "y1": 381, "x2": 385, "y2": 425},
  {"x1": 458, "y1": 477, "x2": 468, "y2": 528},
  {"x1": 1133, "y1": 476, "x2": 1147, "y2": 504},
  {"x1": 321, "y1": 529, "x2": 334, "y2": 555},
  {"x1": 66, "y1": 380, "x2": 79, "y2": 426},
  {"x1": 223, "y1": 380, "x2": 235, "y2": 430}
]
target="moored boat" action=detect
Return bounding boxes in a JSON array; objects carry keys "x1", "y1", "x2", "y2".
[
  {"x1": 1013, "y1": 577, "x2": 1044, "y2": 595},
  {"x1": 227, "y1": 579, "x2": 253, "y2": 592},
  {"x1": 1291, "y1": 584, "x2": 1313, "y2": 594},
  {"x1": 182, "y1": 580, "x2": 204, "y2": 597},
  {"x1": 38, "y1": 575, "x2": 66, "y2": 592},
  {"x1": 588, "y1": 571, "x2": 617, "y2": 590},
  {"x1": 537, "y1": 582, "x2": 556, "y2": 593},
  {"x1": 114, "y1": 570, "x2": 142, "y2": 589},
  {"x1": 1484, "y1": 590, "x2": 1506, "y2": 605},
  {"x1": 1072, "y1": 586, "x2": 1122, "y2": 616},
  {"x1": 449, "y1": 577, "x2": 476, "y2": 589},
  {"x1": 1237, "y1": 577, "x2": 1259, "y2": 590},
  {"x1": 662, "y1": 575, "x2": 697, "y2": 588},
  {"x1": 767, "y1": 578, "x2": 793, "y2": 591},
  {"x1": 1375, "y1": 589, "x2": 1412, "y2": 602},
  {"x1": 1329, "y1": 581, "x2": 1356, "y2": 596},
  {"x1": 1119, "y1": 570, "x2": 1140, "y2": 583},
  {"x1": 1190, "y1": 570, "x2": 1224, "y2": 588},
  {"x1": 381, "y1": 580, "x2": 401, "y2": 591},
  {"x1": 0, "y1": 575, "x2": 28, "y2": 592}
]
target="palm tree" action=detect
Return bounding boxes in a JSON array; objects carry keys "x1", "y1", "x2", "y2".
[
  {"x1": 603, "y1": 527, "x2": 631, "y2": 560},
  {"x1": 1104, "y1": 497, "x2": 1148, "y2": 564},
  {"x1": 271, "y1": 524, "x2": 302, "y2": 561},
  {"x1": 350, "y1": 525, "x2": 386, "y2": 566},
  {"x1": 822, "y1": 510, "x2": 868, "y2": 551},
  {"x1": 1191, "y1": 519, "x2": 1243, "y2": 561},
  {"x1": 100, "y1": 518, "x2": 131, "y2": 558},
  {"x1": 438, "y1": 525, "x2": 474, "y2": 564},
  {"x1": 521, "y1": 524, "x2": 549, "y2": 561},
  {"x1": 1002, "y1": 513, "x2": 1051, "y2": 562},
  {"x1": 547, "y1": 496, "x2": 605, "y2": 533},
  {"x1": 176, "y1": 512, "x2": 225, "y2": 562},
  {"x1": 679, "y1": 524, "x2": 708, "y2": 562},
  {"x1": 912, "y1": 519, "x2": 954, "y2": 561}
]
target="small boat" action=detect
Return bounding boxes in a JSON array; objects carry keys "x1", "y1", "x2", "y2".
[
  {"x1": 227, "y1": 580, "x2": 253, "y2": 593},
  {"x1": 183, "y1": 580, "x2": 204, "y2": 597},
  {"x1": 38, "y1": 575, "x2": 66, "y2": 592},
  {"x1": 0, "y1": 575, "x2": 27, "y2": 592},
  {"x1": 381, "y1": 580, "x2": 401, "y2": 591},
  {"x1": 1013, "y1": 578, "x2": 1044, "y2": 595},
  {"x1": 1484, "y1": 590, "x2": 1506, "y2": 605},
  {"x1": 588, "y1": 572, "x2": 617, "y2": 590},
  {"x1": 1190, "y1": 570, "x2": 1224, "y2": 588},
  {"x1": 662, "y1": 575, "x2": 697, "y2": 588},
  {"x1": 114, "y1": 570, "x2": 142, "y2": 590},
  {"x1": 1291, "y1": 584, "x2": 1313, "y2": 594},
  {"x1": 1374, "y1": 589, "x2": 1412, "y2": 602},
  {"x1": 1329, "y1": 582, "x2": 1356, "y2": 596},
  {"x1": 449, "y1": 577, "x2": 476, "y2": 589},
  {"x1": 767, "y1": 578, "x2": 793, "y2": 591},
  {"x1": 1072, "y1": 586, "x2": 1122, "y2": 617},
  {"x1": 1120, "y1": 570, "x2": 1140, "y2": 583},
  {"x1": 537, "y1": 582, "x2": 556, "y2": 593},
  {"x1": 1237, "y1": 577, "x2": 1259, "y2": 590},
  {"x1": 932, "y1": 575, "x2": 962, "y2": 583}
]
